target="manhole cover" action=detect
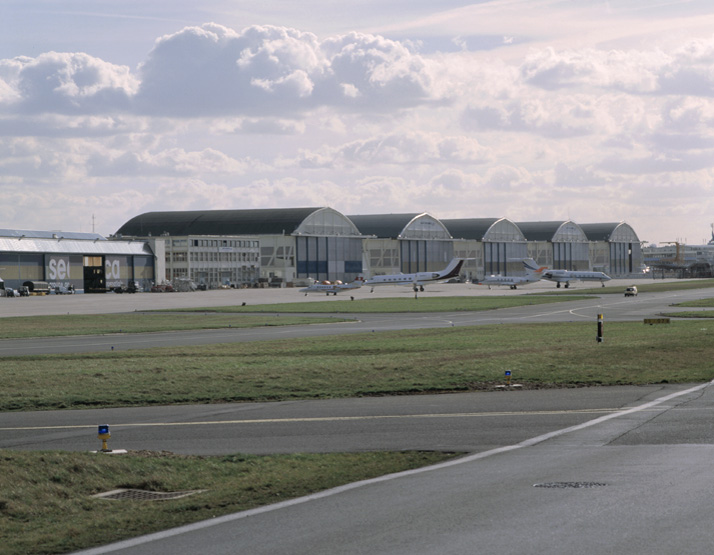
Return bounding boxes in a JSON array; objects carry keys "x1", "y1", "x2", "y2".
[
  {"x1": 533, "y1": 482, "x2": 607, "y2": 489},
  {"x1": 92, "y1": 488, "x2": 205, "y2": 501}
]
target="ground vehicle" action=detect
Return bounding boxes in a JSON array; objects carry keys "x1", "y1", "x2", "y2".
[{"x1": 624, "y1": 286, "x2": 638, "y2": 297}]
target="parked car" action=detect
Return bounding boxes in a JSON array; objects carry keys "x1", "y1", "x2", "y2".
[{"x1": 624, "y1": 286, "x2": 638, "y2": 297}]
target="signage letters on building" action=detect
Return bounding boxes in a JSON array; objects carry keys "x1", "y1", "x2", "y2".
[{"x1": 48, "y1": 257, "x2": 70, "y2": 280}]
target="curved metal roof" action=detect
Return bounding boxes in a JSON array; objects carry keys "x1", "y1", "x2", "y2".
[
  {"x1": 515, "y1": 222, "x2": 568, "y2": 241},
  {"x1": 347, "y1": 213, "x2": 451, "y2": 239},
  {"x1": 442, "y1": 218, "x2": 526, "y2": 242},
  {"x1": 442, "y1": 218, "x2": 501, "y2": 240},
  {"x1": 514, "y1": 221, "x2": 587, "y2": 242},
  {"x1": 115, "y1": 208, "x2": 328, "y2": 237},
  {"x1": 347, "y1": 213, "x2": 425, "y2": 239},
  {"x1": 579, "y1": 222, "x2": 639, "y2": 242}
]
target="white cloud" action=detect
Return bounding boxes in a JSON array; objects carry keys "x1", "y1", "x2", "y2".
[
  {"x1": 131, "y1": 24, "x2": 435, "y2": 116},
  {"x1": 292, "y1": 131, "x2": 490, "y2": 168},
  {"x1": 0, "y1": 52, "x2": 137, "y2": 115},
  {"x1": 3, "y1": 13, "x2": 714, "y2": 243}
]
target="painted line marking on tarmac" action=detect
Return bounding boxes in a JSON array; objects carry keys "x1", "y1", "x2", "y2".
[
  {"x1": 71, "y1": 379, "x2": 714, "y2": 555},
  {"x1": 0, "y1": 408, "x2": 633, "y2": 432}
]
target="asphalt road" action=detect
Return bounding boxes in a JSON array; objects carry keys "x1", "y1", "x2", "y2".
[
  {"x1": 3, "y1": 281, "x2": 714, "y2": 554},
  {"x1": 0, "y1": 386, "x2": 677, "y2": 455},
  {"x1": 68, "y1": 381, "x2": 714, "y2": 555},
  {"x1": 0, "y1": 279, "x2": 708, "y2": 355}
]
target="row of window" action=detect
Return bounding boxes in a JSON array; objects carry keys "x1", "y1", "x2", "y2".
[
  {"x1": 166, "y1": 267, "x2": 260, "y2": 284},
  {"x1": 170, "y1": 239, "x2": 259, "y2": 248},
  {"x1": 166, "y1": 252, "x2": 260, "y2": 263}
]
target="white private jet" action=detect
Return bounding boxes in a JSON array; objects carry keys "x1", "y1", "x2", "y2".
[
  {"x1": 364, "y1": 258, "x2": 467, "y2": 292},
  {"x1": 300, "y1": 277, "x2": 364, "y2": 296},
  {"x1": 477, "y1": 258, "x2": 547, "y2": 289},
  {"x1": 542, "y1": 268, "x2": 612, "y2": 288}
]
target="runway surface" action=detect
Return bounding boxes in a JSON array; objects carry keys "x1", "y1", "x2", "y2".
[{"x1": 71, "y1": 381, "x2": 714, "y2": 555}]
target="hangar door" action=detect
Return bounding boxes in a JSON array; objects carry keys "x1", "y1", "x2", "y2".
[
  {"x1": 295, "y1": 236, "x2": 363, "y2": 282},
  {"x1": 83, "y1": 256, "x2": 106, "y2": 293},
  {"x1": 399, "y1": 240, "x2": 453, "y2": 273}
]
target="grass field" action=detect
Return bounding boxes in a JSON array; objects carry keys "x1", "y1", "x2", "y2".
[
  {"x1": 665, "y1": 296, "x2": 714, "y2": 318},
  {"x1": 4, "y1": 319, "x2": 714, "y2": 412},
  {"x1": 0, "y1": 449, "x2": 459, "y2": 555},
  {"x1": 0, "y1": 313, "x2": 342, "y2": 339}
]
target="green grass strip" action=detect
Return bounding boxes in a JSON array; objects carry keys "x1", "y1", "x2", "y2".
[
  {"x1": 0, "y1": 313, "x2": 342, "y2": 339},
  {"x1": 4, "y1": 320, "x2": 714, "y2": 412},
  {"x1": 0, "y1": 449, "x2": 459, "y2": 555}
]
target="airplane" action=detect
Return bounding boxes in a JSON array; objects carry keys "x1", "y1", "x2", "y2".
[
  {"x1": 300, "y1": 277, "x2": 364, "y2": 296},
  {"x1": 364, "y1": 258, "x2": 468, "y2": 292},
  {"x1": 542, "y1": 268, "x2": 612, "y2": 288},
  {"x1": 477, "y1": 258, "x2": 547, "y2": 289}
]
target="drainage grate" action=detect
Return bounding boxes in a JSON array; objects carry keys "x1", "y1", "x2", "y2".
[
  {"x1": 533, "y1": 482, "x2": 607, "y2": 489},
  {"x1": 92, "y1": 488, "x2": 205, "y2": 501}
]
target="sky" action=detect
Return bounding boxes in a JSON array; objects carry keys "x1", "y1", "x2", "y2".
[{"x1": 3, "y1": 1, "x2": 714, "y2": 245}]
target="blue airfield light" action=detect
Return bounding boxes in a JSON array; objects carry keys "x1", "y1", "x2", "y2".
[{"x1": 98, "y1": 424, "x2": 111, "y2": 451}]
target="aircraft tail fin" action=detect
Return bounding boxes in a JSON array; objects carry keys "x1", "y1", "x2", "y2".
[
  {"x1": 439, "y1": 258, "x2": 467, "y2": 280},
  {"x1": 523, "y1": 258, "x2": 548, "y2": 276}
]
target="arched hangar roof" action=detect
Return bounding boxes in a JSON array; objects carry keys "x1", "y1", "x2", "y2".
[
  {"x1": 515, "y1": 221, "x2": 587, "y2": 242},
  {"x1": 348, "y1": 213, "x2": 451, "y2": 240},
  {"x1": 442, "y1": 218, "x2": 525, "y2": 242},
  {"x1": 115, "y1": 207, "x2": 361, "y2": 237},
  {"x1": 579, "y1": 222, "x2": 640, "y2": 243}
]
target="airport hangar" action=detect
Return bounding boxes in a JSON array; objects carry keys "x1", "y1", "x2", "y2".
[
  {"x1": 113, "y1": 207, "x2": 643, "y2": 288},
  {"x1": 0, "y1": 229, "x2": 155, "y2": 293},
  {"x1": 0, "y1": 209, "x2": 642, "y2": 293}
]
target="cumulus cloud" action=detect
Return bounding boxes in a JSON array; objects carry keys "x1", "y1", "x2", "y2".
[
  {"x1": 0, "y1": 23, "x2": 437, "y2": 119},
  {"x1": 133, "y1": 24, "x2": 434, "y2": 116},
  {"x1": 0, "y1": 53, "x2": 137, "y2": 115},
  {"x1": 461, "y1": 97, "x2": 597, "y2": 138},
  {"x1": 87, "y1": 147, "x2": 249, "y2": 177},
  {"x1": 520, "y1": 36, "x2": 714, "y2": 96},
  {"x1": 293, "y1": 131, "x2": 490, "y2": 168}
]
